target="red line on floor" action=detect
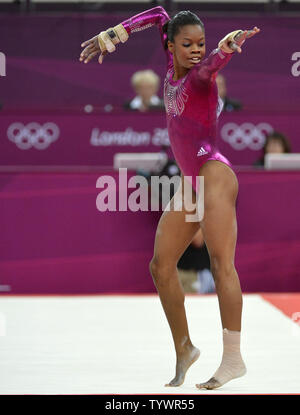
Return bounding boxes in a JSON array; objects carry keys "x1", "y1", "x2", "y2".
[{"x1": 261, "y1": 293, "x2": 300, "y2": 321}]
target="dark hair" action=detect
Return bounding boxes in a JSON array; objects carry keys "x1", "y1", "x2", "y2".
[
  {"x1": 263, "y1": 131, "x2": 291, "y2": 154},
  {"x1": 162, "y1": 10, "x2": 205, "y2": 50}
]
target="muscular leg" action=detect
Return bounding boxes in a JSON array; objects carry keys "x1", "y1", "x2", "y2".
[
  {"x1": 149, "y1": 177, "x2": 201, "y2": 387},
  {"x1": 195, "y1": 161, "x2": 246, "y2": 390}
]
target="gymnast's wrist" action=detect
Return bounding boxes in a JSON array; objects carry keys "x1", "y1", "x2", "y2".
[
  {"x1": 218, "y1": 30, "x2": 243, "y2": 54},
  {"x1": 98, "y1": 23, "x2": 129, "y2": 52},
  {"x1": 217, "y1": 47, "x2": 233, "y2": 57},
  {"x1": 113, "y1": 24, "x2": 129, "y2": 43}
]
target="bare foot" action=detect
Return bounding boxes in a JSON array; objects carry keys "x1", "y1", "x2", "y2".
[
  {"x1": 165, "y1": 346, "x2": 200, "y2": 387},
  {"x1": 196, "y1": 376, "x2": 221, "y2": 390}
]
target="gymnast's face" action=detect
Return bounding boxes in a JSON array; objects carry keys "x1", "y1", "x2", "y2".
[{"x1": 168, "y1": 24, "x2": 206, "y2": 70}]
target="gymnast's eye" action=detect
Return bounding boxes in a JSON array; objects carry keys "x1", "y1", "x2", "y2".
[{"x1": 183, "y1": 43, "x2": 205, "y2": 47}]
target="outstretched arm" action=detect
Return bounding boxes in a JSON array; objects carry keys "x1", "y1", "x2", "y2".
[
  {"x1": 79, "y1": 6, "x2": 170, "y2": 65},
  {"x1": 195, "y1": 27, "x2": 260, "y2": 82}
]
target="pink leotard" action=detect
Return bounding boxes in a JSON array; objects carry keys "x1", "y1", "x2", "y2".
[{"x1": 121, "y1": 6, "x2": 233, "y2": 193}]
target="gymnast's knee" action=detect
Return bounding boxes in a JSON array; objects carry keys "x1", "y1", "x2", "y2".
[
  {"x1": 209, "y1": 255, "x2": 236, "y2": 282},
  {"x1": 149, "y1": 257, "x2": 176, "y2": 286}
]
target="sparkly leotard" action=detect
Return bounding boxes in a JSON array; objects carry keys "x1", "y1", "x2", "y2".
[{"x1": 121, "y1": 6, "x2": 233, "y2": 193}]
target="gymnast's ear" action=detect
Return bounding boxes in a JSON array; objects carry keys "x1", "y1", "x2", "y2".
[{"x1": 167, "y1": 40, "x2": 175, "y2": 54}]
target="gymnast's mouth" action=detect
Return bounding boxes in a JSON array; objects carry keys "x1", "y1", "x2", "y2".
[{"x1": 189, "y1": 57, "x2": 201, "y2": 63}]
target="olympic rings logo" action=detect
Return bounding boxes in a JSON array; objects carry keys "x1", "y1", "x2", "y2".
[
  {"x1": 221, "y1": 122, "x2": 273, "y2": 150},
  {"x1": 7, "y1": 122, "x2": 60, "y2": 150}
]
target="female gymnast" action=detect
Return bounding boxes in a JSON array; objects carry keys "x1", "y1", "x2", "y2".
[{"x1": 79, "y1": 6, "x2": 260, "y2": 390}]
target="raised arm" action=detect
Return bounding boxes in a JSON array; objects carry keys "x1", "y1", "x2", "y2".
[
  {"x1": 121, "y1": 6, "x2": 169, "y2": 46},
  {"x1": 80, "y1": 6, "x2": 171, "y2": 65},
  {"x1": 195, "y1": 48, "x2": 233, "y2": 83},
  {"x1": 193, "y1": 27, "x2": 260, "y2": 83}
]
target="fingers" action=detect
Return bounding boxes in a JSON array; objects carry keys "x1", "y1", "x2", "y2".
[
  {"x1": 80, "y1": 29, "x2": 120, "y2": 64},
  {"x1": 80, "y1": 40, "x2": 92, "y2": 48},
  {"x1": 84, "y1": 50, "x2": 99, "y2": 64},
  {"x1": 230, "y1": 42, "x2": 242, "y2": 53},
  {"x1": 237, "y1": 27, "x2": 260, "y2": 42},
  {"x1": 235, "y1": 27, "x2": 260, "y2": 43},
  {"x1": 231, "y1": 26, "x2": 260, "y2": 53},
  {"x1": 79, "y1": 44, "x2": 107, "y2": 64},
  {"x1": 80, "y1": 36, "x2": 100, "y2": 63},
  {"x1": 245, "y1": 26, "x2": 260, "y2": 38},
  {"x1": 98, "y1": 50, "x2": 108, "y2": 64},
  {"x1": 79, "y1": 44, "x2": 95, "y2": 62},
  {"x1": 80, "y1": 50, "x2": 98, "y2": 64},
  {"x1": 81, "y1": 35, "x2": 97, "y2": 48},
  {"x1": 80, "y1": 46, "x2": 98, "y2": 63}
]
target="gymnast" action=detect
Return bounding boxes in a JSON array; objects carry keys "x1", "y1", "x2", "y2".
[{"x1": 79, "y1": 6, "x2": 260, "y2": 390}]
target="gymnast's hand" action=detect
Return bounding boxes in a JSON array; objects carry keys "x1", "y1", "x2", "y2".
[
  {"x1": 79, "y1": 24, "x2": 129, "y2": 64},
  {"x1": 218, "y1": 27, "x2": 260, "y2": 54}
]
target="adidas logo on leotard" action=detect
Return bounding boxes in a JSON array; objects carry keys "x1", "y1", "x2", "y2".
[{"x1": 197, "y1": 147, "x2": 209, "y2": 156}]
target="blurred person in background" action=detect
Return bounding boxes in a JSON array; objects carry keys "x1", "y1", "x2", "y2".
[
  {"x1": 177, "y1": 227, "x2": 215, "y2": 294},
  {"x1": 124, "y1": 69, "x2": 165, "y2": 112},
  {"x1": 216, "y1": 73, "x2": 242, "y2": 112},
  {"x1": 253, "y1": 131, "x2": 291, "y2": 167}
]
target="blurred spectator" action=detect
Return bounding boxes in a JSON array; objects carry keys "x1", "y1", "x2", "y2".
[
  {"x1": 216, "y1": 73, "x2": 242, "y2": 112},
  {"x1": 177, "y1": 228, "x2": 215, "y2": 294},
  {"x1": 253, "y1": 130, "x2": 291, "y2": 167},
  {"x1": 124, "y1": 69, "x2": 164, "y2": 112},
  {"x1": 145, "y1": 155, "x2": 180, "y2": 211}
]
